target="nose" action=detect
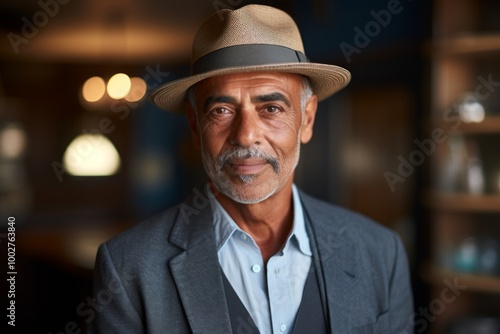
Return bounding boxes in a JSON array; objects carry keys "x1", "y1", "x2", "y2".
[{"x1": 228, "y1": 109, "x2": 261, "y2": 147}]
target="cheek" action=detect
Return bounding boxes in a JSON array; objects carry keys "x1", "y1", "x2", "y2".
[
  {"x1": 266, "y1": 111, "x2": 301, "y2": 134},
  {"x1": 266, "y1": 119, "x2": 301, "y2": 155},
  {"x1": 200, "y1": 121, "x2": 228, "y2": 154}
]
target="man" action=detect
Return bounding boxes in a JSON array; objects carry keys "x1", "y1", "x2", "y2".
[{"x1": 91, "y1": 4, "x2": 414, "y2": 334}]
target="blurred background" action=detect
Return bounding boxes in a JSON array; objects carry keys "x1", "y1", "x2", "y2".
[{"x1": 1, "y1": 0, "x2": 500, "y2": 333}]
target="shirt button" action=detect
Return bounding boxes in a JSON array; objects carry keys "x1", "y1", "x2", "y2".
[
  {"x1": 240, "y1": 233, "x2": 247, "y2": 241},
  {"x1": 280, "y1": 323, "x2": 286, "y2": 332},
  {"x1": 251, "y1": 264, "x2": 261, "y2": 273},
  {"x1": 274, "y1": 268, "x2": 280, "y2": 275}
]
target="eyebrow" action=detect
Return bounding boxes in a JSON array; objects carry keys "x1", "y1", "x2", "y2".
[
  {"x1": 204, "y1": 96, "x2": 237, "y2": 110},
  {"x1": 203, "y1": 92, "x2": 292, "y2": 111},
  {"x1": 251, "y1": 92, "x2": 291, "y2": 107}
]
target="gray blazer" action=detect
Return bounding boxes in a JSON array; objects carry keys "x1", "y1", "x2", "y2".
[{"x1": 89, "y1": 190, "x2": 414, "y2": 333}]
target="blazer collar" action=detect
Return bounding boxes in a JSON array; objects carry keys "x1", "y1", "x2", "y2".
[{"x1": 168, "y1": 188, "x2": 232, "y2": 334}]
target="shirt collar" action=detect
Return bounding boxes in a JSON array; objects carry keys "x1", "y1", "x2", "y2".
[
  {"x1": 290, "y1": 184, "x2": 312, "y2": 256},
  {"x1": 209, "y1": 184, "x2": 312, "y2": 256},
  {"x1": 210, "y1": 190, "x2": 239, "y2": 252}
]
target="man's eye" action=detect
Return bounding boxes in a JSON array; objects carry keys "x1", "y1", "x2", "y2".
[
  {"x1": 210, "y1": 107, "x2": 231, "y2": 115},
  {"x1": 264, "y1": 105, "x2": 282, "y2": 113}
]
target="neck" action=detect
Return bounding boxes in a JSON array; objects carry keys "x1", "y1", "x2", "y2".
[{"x1": 212, "y1": 178, "x2": 295, "y2": 262}]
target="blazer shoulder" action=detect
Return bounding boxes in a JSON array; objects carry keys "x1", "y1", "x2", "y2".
[
  {"x1": 299, "y1": 191, "x2": 399, "y2": 245},
  {"x1": 101, "y1": 205, "x2": 182, "y2": 263}
]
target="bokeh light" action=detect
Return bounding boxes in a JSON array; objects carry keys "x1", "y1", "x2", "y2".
[
  {"x1": 63, "y1": 134, "x2": 121, "y2": 176},
  {"x1": 107, "y1": 73, "x2": 131, "y2": 99},
  {"x1": 82, "y1": 76, "x2": 106, "y2": 102},
  {"x1": 125, "y1": 77, "x2": 147, "y2": 102},
  {"x1": 0, "y1": 124, "x2": 27, "y2": 159}
]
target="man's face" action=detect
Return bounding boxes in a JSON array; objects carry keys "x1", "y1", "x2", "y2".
[{"x1": 187, "y1": 72, "x2": 317, "y2": 204}]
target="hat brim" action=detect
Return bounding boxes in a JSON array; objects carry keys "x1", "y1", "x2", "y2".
[{"x1": 149, "y1": 63, "x2": 351, "y2": 113}]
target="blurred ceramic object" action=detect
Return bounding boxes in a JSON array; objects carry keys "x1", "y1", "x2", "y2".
[
  {"x1": 438, "y1": 135, "x2": 467, "y2": 192},
  {"x1": 479, "y1": 239, "x2": 500, "y2": 275},
  {"x1": 465, "y1": 141, "x2": 484, "y2": 195},
  {"x1": 456, "y1": 93, "x2": 485, "y2": 124},
  {"x1": 453, "y1": 237, "x2": 479, "y2": 273}
]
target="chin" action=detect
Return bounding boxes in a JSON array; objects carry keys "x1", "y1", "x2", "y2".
[
  {"x1": 225, "y1": 190, "x2": 275, "y2": 205},
  {"x1": 218, "y1": 178, "x2": 280, "y2": 204}
]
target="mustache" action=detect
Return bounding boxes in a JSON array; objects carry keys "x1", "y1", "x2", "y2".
[{"x1": 218, "y1": 147, "x2": 279, "y2": 173}]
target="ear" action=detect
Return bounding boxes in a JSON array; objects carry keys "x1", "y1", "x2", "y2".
[
  {"x1": 186, "y1": 102, "x2": 201, "y2": 150},
  {"x1": 300, "y1": 94, "x2": 318, "y2": 144}
]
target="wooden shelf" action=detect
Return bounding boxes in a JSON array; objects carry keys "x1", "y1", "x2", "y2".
[
  {"x1": 433, "y1": 116, "x2": 500, "y2": 135},
  {"x1": 426, "y1": 1, "x2": 500, "y2": 331},
  {"x1": 423, "y1": 264, "x2": 500, "y2": 295},
  {"x1": 432, "y1": 34, "x2": 500, "y2": 57},
  {"x1": 426, "y1": 192, "x2": 500, "y2": 213},
  {"x1": 456, "y1": 116, "x2": 500, "y2": 134}
]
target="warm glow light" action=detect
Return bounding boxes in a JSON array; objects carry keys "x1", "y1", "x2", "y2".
[
  {"x1": 63, "y1": 134, "x2": 121, "y2": 176},
  {"x1": 82, "y1": 76, "x2": 106, "y2": 102},
  {"x1": 125, "y1": 77, "x2": 147, "y2": 102},
  {"x1": 107, "y1": 73, "x2": 131, "y2": 99},
  {"x1": 0, "y1": 124, "x2": 27, "y2": 159}
]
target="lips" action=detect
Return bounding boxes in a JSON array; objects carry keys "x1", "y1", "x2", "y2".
[{"x1": 226, "y1": 158, "x2": 268, "y2": 174}]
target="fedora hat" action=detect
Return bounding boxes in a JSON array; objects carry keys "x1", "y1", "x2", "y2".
[{"x1": 150, "y1": 4, "x2": 351, "y2": 113}]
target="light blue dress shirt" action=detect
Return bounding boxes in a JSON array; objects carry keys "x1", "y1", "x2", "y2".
[{"x1": 210, "y1": 184, "x2": 312, "y2": 334}]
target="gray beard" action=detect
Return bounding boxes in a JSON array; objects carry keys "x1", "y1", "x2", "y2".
[{"x1": 201, "y1": 143, "x2": 300, "y2": 204}]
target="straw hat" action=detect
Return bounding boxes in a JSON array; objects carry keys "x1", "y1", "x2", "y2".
[{"x1": 150, "y1": 4, "x2": 351, "y2": 113}]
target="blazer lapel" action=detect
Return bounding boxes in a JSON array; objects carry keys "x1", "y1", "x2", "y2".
[
  {"x1": 300, "y1": 192, "x2": 362, "y2": 332},
  {"x1": 168, "y1": 195, "x2": 232, "y2": 334}
]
